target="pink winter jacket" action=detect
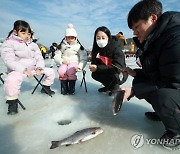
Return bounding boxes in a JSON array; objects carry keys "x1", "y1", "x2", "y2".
[{"x1": 0, "y1": 34, "x2": 45, "y2": 73}]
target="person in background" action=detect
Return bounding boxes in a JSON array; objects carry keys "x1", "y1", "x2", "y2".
[
  {"x1": 130, "y1": 42, "x2": 135, "y2": 52},
  {"x1": 40, "y1": 45, "x2": 47, "y2": 59},
  {"x1": 54, "y1": 24, "x2": 87, "y2": 95},
  {"x1": 119, "y1": 0, "x2": 180, "y2": 150},
  {"x1": 89, "y1": 26, "x2": 127, "y2": 95},
  {"x1": 49, "y1": 42, "x2": 58, "y2": 68},
  {"x1": 31, "y1": 29, "x2": 39, "y2": 43},
  {"x1": 116, "y1": 31, "x2": 127, "y2": 50},
  {"x1": 0, "y1": 20, "x2": 55, "y2": 115},
  {"x1": 50, "y1": 42, "x2": 58, "y2": 59}
]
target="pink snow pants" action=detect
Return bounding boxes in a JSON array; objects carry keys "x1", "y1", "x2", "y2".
[
  {"x1": 58, "y1": 62, "x2": 78, "y2": 80},
  {"x1": 4, "y1": 67, "x2": 55, "y2": 100}
]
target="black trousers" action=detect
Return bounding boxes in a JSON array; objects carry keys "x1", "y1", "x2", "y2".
[
  {"x1": 145, "y1": 88, "x2": 180, "y2": 134},
  {"x1": 91, "y1": 72, "x2": 118, "y2": 90}
]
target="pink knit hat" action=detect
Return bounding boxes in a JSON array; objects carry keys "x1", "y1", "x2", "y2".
[{"x1": 65, "y1": 23, "x2": 77, "y2": 37}]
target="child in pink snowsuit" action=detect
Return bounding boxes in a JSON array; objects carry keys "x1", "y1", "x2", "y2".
[
  {"x1": 54, "y1": 24, "x2": 87, "y2": 95},
  {"x1": 0, "y1": 20, "x2": 55, "y2": 115}
]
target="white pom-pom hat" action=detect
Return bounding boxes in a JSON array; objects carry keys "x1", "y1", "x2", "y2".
[{"x1": 65, "y1": 23, "x2": 77, "y2": 37}]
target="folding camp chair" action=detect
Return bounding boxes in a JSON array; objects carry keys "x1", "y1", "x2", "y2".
[
  {"x1": 60, "y1": 69, "x2": 88, "y2": 93},
  {"x1": 31, "y1": 74, "x2": 52, "y2": 97},
  {"x1": 0, "y1": 72, "x2": 26, "y2": 110},
  {"x1": 80, "y1": 70, "x2": 88, "y2": 92}
]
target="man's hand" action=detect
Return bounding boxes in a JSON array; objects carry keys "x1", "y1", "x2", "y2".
[{"x1": 118, "y1": 87, "x2": 133, "y2": 102}]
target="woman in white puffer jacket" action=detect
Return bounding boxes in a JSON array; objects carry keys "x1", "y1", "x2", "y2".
[{"x1": 54, "y1": 24, "x2": 87, "y2": 95}]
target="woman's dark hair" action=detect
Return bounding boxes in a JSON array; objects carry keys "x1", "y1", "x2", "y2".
[
  {"x1": 92, "y1": 26, "x2": 111, "y2": 52},
  {"x1": 8, "y1": 20, "x2": 32, "y2": 37},
  {"x1": 128, "y1": 0, "x2": 162, "y2": 29}
]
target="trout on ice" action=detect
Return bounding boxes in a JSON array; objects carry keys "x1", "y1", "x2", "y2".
[{"x1": 50, "y1": 127, "x2": 103, "y2": 149}]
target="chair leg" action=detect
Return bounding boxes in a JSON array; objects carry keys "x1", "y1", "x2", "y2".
[
  {"x1": 0, "y1": 73, "x2": 4, "y2": 84},
  {"x1": 32, "y1": 74, "x2": 45, "y2": 94},
  {"x1": 32, "y1": 74, "x2": 52, "y2": 97},
  {"x1": 80, "y1": 70, "x2": 87, "y2": 92},
  {"x1": 17, "y1": 99, "x2": 26, "y2": 110}
]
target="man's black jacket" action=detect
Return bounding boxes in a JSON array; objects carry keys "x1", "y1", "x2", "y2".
[{"x1": 133, "y1": 11, "x2": 180, "y2": 99}]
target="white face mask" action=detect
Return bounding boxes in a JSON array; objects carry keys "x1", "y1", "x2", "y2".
[{"x1": 96, "y1": 39, "x2": 108, "y2": 48}]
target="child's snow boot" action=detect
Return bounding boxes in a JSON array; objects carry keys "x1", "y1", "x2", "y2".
[
  {"x1": 68, "y1": 80, "x2": 76, "y2": 95},
  {"x1": 98, "y1": 86, "x2": 108, "y2": 92},
  {"x1": 61, "y1": 80, "x2": 69, "y2": 95},
  {"x1": 6, "y1": 99, "x2": 18, "y2": 115},
  {"x1": 41, "y1": 85, "x2": 55, "y2": 95}
]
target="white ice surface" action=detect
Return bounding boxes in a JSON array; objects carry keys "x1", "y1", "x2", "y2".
[{"x1": 0, "y1": 57, "x2": 179, "y2": 154}]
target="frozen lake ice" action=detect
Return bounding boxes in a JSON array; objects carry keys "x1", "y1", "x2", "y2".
[{"x1": 0, "y1": 57, "x2": 179, "y2": 154}]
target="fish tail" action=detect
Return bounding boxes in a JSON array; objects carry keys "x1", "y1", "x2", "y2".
[{"x1": 50, "y1": 141, "x2": 59, "y2": 149}]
